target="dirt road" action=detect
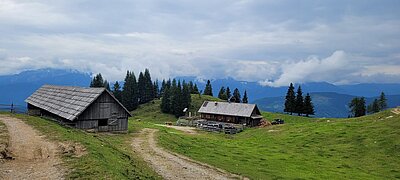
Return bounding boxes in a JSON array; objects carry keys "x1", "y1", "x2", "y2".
[
  {"x1": 132, "y1": 128, "x2": 244, "y2": 180},
  {"x1": 0, "y1": 115, "x2": 64, "y2": 179}
]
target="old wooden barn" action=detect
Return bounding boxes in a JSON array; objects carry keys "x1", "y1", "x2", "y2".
[
  {"x1": 197, "y1": 101, "x2": 262, "y2": 127},
  {"x1": 26, "y1": 85, "x2": 131, "y2": 132}
]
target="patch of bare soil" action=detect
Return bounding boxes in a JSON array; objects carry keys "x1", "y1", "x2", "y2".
[
  {"x1": 0, "y1": 115, "x2": 65, "y2": 179},
  {"x1": 132, "y1": 128, "x2": 246, "y2": 180},
  {"x1": 58, "y1": 142, "x2": 87, "y2": 158},
  {"x1": 155, "y1": 124, "x2": 198, "y2": 134}
]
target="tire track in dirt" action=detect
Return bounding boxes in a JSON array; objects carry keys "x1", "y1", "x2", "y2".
[
  {"x1": 0, "y1": 115, "x2": 65, "y2": 179},
  {"x1": 132, "y1": 128, "x2": 246, "y2": 180}
]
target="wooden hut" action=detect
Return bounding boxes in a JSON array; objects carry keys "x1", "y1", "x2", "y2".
[
  {"x1": 197, "y1": 101, "x2": 262, "y2": 127},
  {"x1": 26, "y1": 85, "x2": 131, "y2": 132}
]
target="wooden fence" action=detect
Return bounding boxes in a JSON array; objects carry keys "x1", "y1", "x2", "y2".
[{"x1": 0, "y1": 103, "x2": 26, "y2": 114}]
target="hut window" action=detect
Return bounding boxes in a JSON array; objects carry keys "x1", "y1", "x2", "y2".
[{"x1": 98, "y1": 119, "x2": 108, "y2": 126}]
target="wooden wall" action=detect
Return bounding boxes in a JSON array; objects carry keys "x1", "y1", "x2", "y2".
[{"x1": 77, "y1": 92, "x2": 129, "y2": 131}]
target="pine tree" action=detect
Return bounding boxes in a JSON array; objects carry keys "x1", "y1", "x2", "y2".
[
  {"x1": 232, "y1": 88, "x2": 241, "y2": 103},
  {"x1": 103, "y1": 80, "x2": 110, "y2": 91},
  {"x1": 367, "y1": 99, "x2": 380, "y2": 114},
  {"x1": 153, "y1": 80, "x2": 159, "y2": 98},
  {"x1": 349, "y1": 97, "x2": 366, "y2": 117},
  {"x1": 218, "y1": 86, "x2": 227, "y2": 100},
  {"x1": 144, "y1": 69, "x2": 154, "y2": 101},
  {"x1": 138, "y1": 72, "x2": 145, "y2": 104},
  {"x1": 160, "y1": 79, "x2": 171, "y2": 113},
  {"x1": 182, "y1": 81, "x2": 191, "y2": 113},
  {"x1": 294, "y1": 86, "x2": 304, "y2": 116},
  {"x1": 242, "y1": 90, "x2": 248, "y2": 103},
  {"x1": 193, "y1": 84, "x2": 199, "y2": 94},
  {"x1": 112, "y1": 81, "x2": 122, "y2": 102},
  {"x1": 90, "y1": 73, "x2": 105, "y2": 87},
  {"x1": 226, "y1": 87, "x2": 232, "y2": 100},
  {"x1": 303, "y1": 93, "x2": 314, "y2": 117},
  {"x1": 122, "y1": 71, "x2": 139, "y2": 111},
  {"x1": 379, "y1": 92, "x2": 387, "y2": 110},
  {"x1": 203, "y1": 80, "x2": 213, "y2": 96},
  {"x1": 160, "y1": 79, "x2": 166, "y2": 96},
  {"x1": 284, "y1": 83, "x2": 296, "y2": 115}
]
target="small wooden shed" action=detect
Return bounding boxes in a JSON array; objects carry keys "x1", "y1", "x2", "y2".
[
  {"x1": 26, "y1": 85, "x2": 131, "y2": 132},
  {"x1": 198, "y1": 101, "x2": 262, "y2": 127}
]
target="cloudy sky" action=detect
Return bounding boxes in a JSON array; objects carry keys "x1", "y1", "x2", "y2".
[{"x1": 0, "y1": 0, "x2": 399, "y2": 86}]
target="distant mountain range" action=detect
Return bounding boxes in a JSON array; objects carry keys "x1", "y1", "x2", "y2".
[
  {"x1": 0, "y1": 69, "x2": 399, "y2": 117},
  {"x1": 253, "y1": 92, "x2": 400, "y2": 118}
]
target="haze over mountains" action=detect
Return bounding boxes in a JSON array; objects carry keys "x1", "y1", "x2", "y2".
[{"x1": 1, "y1": 69, "x2": 399, "y2": 117}]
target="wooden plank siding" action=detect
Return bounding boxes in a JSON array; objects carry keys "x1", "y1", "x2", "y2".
[{"x1": 78, "y1": 92, "x2": 129, "y2": 132}]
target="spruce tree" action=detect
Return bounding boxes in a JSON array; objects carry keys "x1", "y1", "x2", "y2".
[
  {"x1": 193, "y1": 84, "x2": 199, "y2": 94},
  {"x1": 295, "y1": 86, "x2": 304, "y2": 116},
  {"x1": 367, "y1": 99, "x2": 380, "y2": 113},
  {"x1": 121, "y1": 71, "x2": 139, "y2": 111},
  {"x1": 218, "y1": 86, "x2": 227, "y2": 100},
  {"x1": 349, "y1": 97, "x2": 366, "y2": 117},
  {"x1": 284, "y1": 83, "x2": 296, "y2": 115},
  {"x1": 112, "y1": 81, "x2": 122, "y2": 102},
  {"x1": 226, "y1": 87, "x2": 232, "y2": 100},
  {"x1": 242, "y1": 90, "x2": 248, "y2": 103},
  {"x1": 232, "y1": 88, "x2": 241, "y2": 103},
  {"x1": 203, "y1": 80, "x2": 213, "y2": 96},
  {"x1": 303, "y1": 93, "x2": 314, "y2": 117},
  {"x1": 103, "y1": 80, "x2": 110, "y2": 91},
  {"x1": 160, "y1": 79, "x2": 171, "y2": 113},
  {"x1": 153, "y1": 80, "x2": 159, "y2": 98},
  {"x1": 144, "y1": 69, "x2": 154, "y2": 101},
  {"x1": 90, "y1": 73, "x2": 105, "y2": 87},
  {"x1": 379, "y1": 92, "x2": 387, "y2": 110},
  {"x1": 160, "y1": 79, "x2": 166, "y2": 96},
  {"x1": 182, "y1": 81, "x2": 191, "y2": 113},
  {"x1": 138, "y1": 72, "x2": 145, "y2": 104}
]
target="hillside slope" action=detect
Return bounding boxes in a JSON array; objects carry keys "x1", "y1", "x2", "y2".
[{"x1": 157, "y1": 109, "x2": 400, "y2": 179}]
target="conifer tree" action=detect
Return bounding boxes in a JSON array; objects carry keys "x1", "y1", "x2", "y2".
[
  {"x1": 284, "y1": 83, "x2": 296, "y2": 115},
  {"x1": 103, "y1": 80, "x2": 110, "y2": 91},
  {"x1": 303, "y1": 93, "x2": 314, "y2": 117},
  {"x1": 218, "y1": 86, "x2": 227, "y2": 100},
  {"x1": 153, "y1": 80, "x2": 159, "y2": 98},
  {"x1": 232, "y1": 88, "x2": 241, "y2": 103},
  {"x1": 226, "y1": 87, "x2": 232, "y2": 100},
  {"x1": 367, "y1": 99, "x2": 380, "y2": 114},
  {"x1": 122, "y1": 71, "x2": 139, "y2": 111},
  {"x1": 349, "y1": 97, "x2": 366, "y2": 117},
  {"x1": 379, "y1": 92, "x2": 387, "y2": 110},
  {"x1": 182, "y1": 81, "x2": 191, "y2": 112},
  {"x1": 144, "y1": 69, "x2": 154, "y2": 101},
  {"x1": 203, "y1": 80, "x2": 213, "y2": 96},
  {"x1": 242, "y1": 90, "x2": 248, "y2": 103},
  {"x1": 295, "y1": 85, "x2": 304, "y2": 116},
  {"x1": 160, "y1": 79, "x2": 166, "y2": 96},
  {"x1": 160, "y1": 79, "x2": 171, "y2": 113},
  {"x1": 90, "y1": 73, "x2": 105, "y2": 87},
  {"x1": 112, "y1": 81, "x2": 122, "y2": 102},
  {"x1": 138, "y1": 72, "x2": 145, "y2": 104},
  {"x1": 193, "y1": 84, "x2": 199, "y2": 94}
]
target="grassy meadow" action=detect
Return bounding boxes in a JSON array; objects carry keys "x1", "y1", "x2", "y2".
[{"x1": 154, "y1": 110, "x2": 400, "y2": 179}]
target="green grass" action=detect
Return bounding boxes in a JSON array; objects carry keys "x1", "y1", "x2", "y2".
[
  {"x1": 155, "y1": 110, "x2": 400, "y2": 179},
  {"x1": 0, "y1": 118, "x2": 9, "y2": 160},
  {"x1": 10, "y1": 113, "x2": 161, "y2": 179}
]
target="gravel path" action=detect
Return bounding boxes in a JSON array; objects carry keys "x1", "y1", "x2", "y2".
[
  {"x1": 0, "y1": 115, "x2": 65, "y2": 179},
  {"x1": 132, "y1": 128, "x2": 245, "y2": 180}
]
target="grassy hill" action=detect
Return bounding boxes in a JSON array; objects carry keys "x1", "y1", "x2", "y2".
[{"x1": 152, "y1": 110, "x2": 400, "y2": 179}]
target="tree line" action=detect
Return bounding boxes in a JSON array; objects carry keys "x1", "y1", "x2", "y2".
[
  {"x1": 349, "y1": 92, "x2": 387, "y2": 117},
  {"x1": 160, "y1": 79, "x2": 197, "y2": 117},
  {"x1": 90, "y1": 69, "x2": 159, "y2": 111},
  {"x1": 203, "y1": 79, "x2": 249, "y2": 103},
  {"x1": 284, "y1": 83, "x2": 315, "y2": 117}
]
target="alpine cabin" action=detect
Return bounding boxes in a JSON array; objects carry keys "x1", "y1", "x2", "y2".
[
  {"x1": 26, "y1": 85, "x2": 131, "y2": 132},
  {"x1": 197, "y1": 101, "x2": 262, "y2": 127}
]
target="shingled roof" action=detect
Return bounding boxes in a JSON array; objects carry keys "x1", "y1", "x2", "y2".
[
  {"x1": 25, "y1": 85, "x2": 130, "y2": 121},
  {"x1": 198, "y1": 101, "x2": 261, "y2": 118}
]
